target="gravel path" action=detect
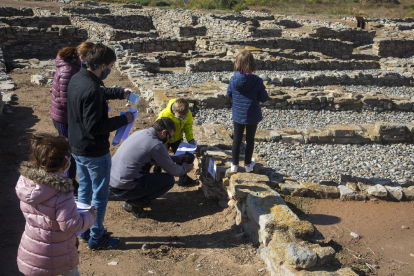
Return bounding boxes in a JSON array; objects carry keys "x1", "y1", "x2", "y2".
[
  {"x1": 194, "y1": 108, "x2": 414, "y2": 130},
  {"x1": 259, "y1": 143, "x2": 414, "y2": 184}
]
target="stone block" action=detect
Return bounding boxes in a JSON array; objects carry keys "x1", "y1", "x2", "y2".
[
  {"x1": 285, "y1": 243, "x2": 317, "y2": 269},
  {"x1": 282, "y1": 134, "x2": 305, "y2": 144},
  {"x1": 245, "y1": 190, "x2": 299, "y2": 236},
  {"x1": 279, "y1": 183, "x2": 309, "y2": 197},
  {"x1": 404, "y1": 190, "x2": 414, "y2": 201},
  {"x1": 228, "y1": 173, "x2": 271, "y2": 202},
  {"x1": 312, "y1": 246, "x2": 336, "y2": 266},
  {"x1": 287, "y1": 221, "x2": 314, "y2": 240},
  {"x1": 385, "y1": 185, "x2": 404, "y2": 201},
  {"x1": 326, "y1": 124, "x2": 362, "y2": 137},
  {"x1": 260, "y1": 231, "x2": 292, "y2": 275},
  {"x1": 31, "y1": 74, "x2": 47, "y2": 85},
  {"x1": 367, "y1": 184, "x2": 388, "y2": 199},
  {"x1": 338, "y1": 185, "x2": 356, "y2": 200},
  {"x1": 374, "y1": 122, "x2": 408, "y2": 134},
  {"x1": 302, "y1": 183, "x2": 340, "y2": 199}
]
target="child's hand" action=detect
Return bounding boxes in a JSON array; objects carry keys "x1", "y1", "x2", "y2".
[
  {"x1": 189, "y1": 140, "x2": 196, "y2": 145},
  {"x1": 89, "y1": 206, "x2": 97, "y2": 219}
]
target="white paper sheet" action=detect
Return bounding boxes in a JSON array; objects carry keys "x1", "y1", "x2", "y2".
[
  {"x1": 174, "y1": 141, "x2": 198, "y2": 156},
  {"x1": 75, "y1": 202, "x2": 92, "y2": 236},
  {"x1": 208, "y1": 159, "x2": 216, "y2": 180}
]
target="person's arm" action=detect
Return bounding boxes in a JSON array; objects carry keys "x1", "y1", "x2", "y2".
[
  {"x1": 82, "y1": 88, "x2": 128, "y2": 135},
  {"x1": 56, "y1": 195, "x2": 94, "y2": 234},
  {"x1": 101, "y1": 87, "x2": 125, "y2": 100},
  {"x1": 152, "y1": 144, "x2": 187, "y2": 177},
  {"x1": 258, "y1": 79, "x2": 269, "y2": 103},
  {"x1": 227, "y1": 78, "x2": 233, "y2": 99},
  {"x1": 183, "y1": 111, "x2": 194, "y2": 142}
]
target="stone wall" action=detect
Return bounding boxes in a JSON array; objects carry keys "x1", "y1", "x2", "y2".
[
  {"x1": 373, "y1": 38, "x2": 414, "y2": 58},
  {"x1": 80, "y1": 15, "x2": 154, "y2": 32},
  {"x1": 60, "y1": 7, "x2": 111, "y2": 15},
  {"x1": 198, "y1": 16, "x2": 282, "y2": 39},
  {"x1": 70, "y1": 15, "x2": 155, "y2": 41},
  {"x1": 186, "y1": 57, "x2": 380, "y2": 72},
  {"x1": 195, "y1": 146, "x2": 357, "y2": 275},
  {"x1": 0, "y1": 25, "x2": 88, "y2": 59},
  {"x1": 0, "y1": 16, "x2": 71, "y2": 28},
  {"x1": 117, "y1": 37, "x2": 196, "y2": 53},
  {"x1": 0, "y1": 7, "x2": 33, "y2": 17},
  {"x1": 196, "y1": 37, "x2": 354, "y2": 59},
  {"x1": 312, "y1": 26, "x2": 376, "y2": 46}
]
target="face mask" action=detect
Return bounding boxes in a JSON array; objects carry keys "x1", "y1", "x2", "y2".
[
  {"x1": 81, "y1": 61, "x2": 87, "y2": 69},
  {"x1": 101, "y1": 68, "x2": 111, "y2": 80},
  {"x1": 175, "y1": 115, "x2": 185, "y2": 121},
  {"x1": 161, "y1": 132, "x2": 170, "y2": 144}
]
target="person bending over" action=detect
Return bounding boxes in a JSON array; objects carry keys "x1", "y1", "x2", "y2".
[
  {"x1": 110, "y1": 118, "x2": 194, "y2": 218},
  {"x1": 155, "y1": 97, "x2": 198, "y2": 186}
]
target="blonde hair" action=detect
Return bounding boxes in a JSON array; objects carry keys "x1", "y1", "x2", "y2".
[
  {"x1": 76, "y1": 41, "x2": 95, "y2": 57},
  {"x1": 234, "y1": 50, "x2": 257, "y2": 74},
  {"x1": 173, "y1": 98, "x2": 189, "y2": 116}
]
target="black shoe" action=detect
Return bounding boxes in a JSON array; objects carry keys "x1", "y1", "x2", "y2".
[
  {"x1": 87, "y1": 235, "x2": 121, "y2": 250},
  {"x1": 79, "y1": 228, "x2": 108, "y2": 243},
  {"x1": 122, "y1": 202, "x2": 147, "y2": 218},
  {"x1": 178, "y1": 175, "x2": 199, "y2": 187}
]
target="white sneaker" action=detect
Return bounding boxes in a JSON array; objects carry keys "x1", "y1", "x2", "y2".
[
  {"x1": 244, "y1": 158, "x2": 256, "y2": 173},
  {"x1": 231, "y1": 164, "x2": 238, "y2": 173}
]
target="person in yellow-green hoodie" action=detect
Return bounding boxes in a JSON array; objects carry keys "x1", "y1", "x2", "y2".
[{"x1": 156, "y1": 98, "x2": 198, "y2": 186}]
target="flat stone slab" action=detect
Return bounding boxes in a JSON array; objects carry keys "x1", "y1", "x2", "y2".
[{"x1": 0, "y1": 80, "x2": 16, "y2": 91}]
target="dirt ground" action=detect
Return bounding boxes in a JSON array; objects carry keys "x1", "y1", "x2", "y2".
[
  {"x1": 0, "y1": 67, "x2": 268, "y2": 276},
  {"x1": 288, "y1": 196, "x2": 414, "y2": 276},
  {"x1": 2, "y1": 63, "x2": 414, "y2": 276}
]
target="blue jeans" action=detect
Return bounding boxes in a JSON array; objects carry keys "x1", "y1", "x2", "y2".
[
  {"x1": 73, "y1": 153, "x2": 111, "y2": 240},
  {"x1": 111, "y1": 173, "x2": 175, "y2": 207}
]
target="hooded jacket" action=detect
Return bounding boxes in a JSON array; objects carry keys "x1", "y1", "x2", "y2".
[
  {"x1": 16, "y1": 162, "x2": 94, "y2": 276},
  {"x1": 156, "y1": 98, "x2": 194, "y2": 143},
  {"x1": 67, "y1": 67, "x2": 128, "y2": 157},
  {"x1": 227, "y1": 71, "x2": 269, "y2": 125},
  {"x1": 50, "y1": 55, "x2": 81, "y2": 124}
]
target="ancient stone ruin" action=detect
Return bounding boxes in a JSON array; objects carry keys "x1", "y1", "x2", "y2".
[{"x1": 2, "y1": 3, "x2": 414, "y2": 275}]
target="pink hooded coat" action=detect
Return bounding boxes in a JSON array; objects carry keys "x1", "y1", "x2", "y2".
[{"x1": 16, "y1": 162, "x2": 94, "y2": 276}]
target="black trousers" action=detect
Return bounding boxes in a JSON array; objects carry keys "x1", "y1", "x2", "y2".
[
  {"x1": 232, "y1": 121, "x2": 257, "y2": 166},
  {"x1": 52, "y1": 119, "x2": 79, "y2": 194}
]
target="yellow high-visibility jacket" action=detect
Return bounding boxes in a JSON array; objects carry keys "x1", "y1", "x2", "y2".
[{"x1": 156, "y1": 99, "x2": 194, "y2": 143}]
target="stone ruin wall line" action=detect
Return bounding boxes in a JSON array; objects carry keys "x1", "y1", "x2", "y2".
[{"x1": 195, "y1": 37, "x2": 354, "y2": 59}]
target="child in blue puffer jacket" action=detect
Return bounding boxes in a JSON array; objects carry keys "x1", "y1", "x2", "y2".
[{"x1": 227, "y1": 51, "x2": 269, "y2": 173}]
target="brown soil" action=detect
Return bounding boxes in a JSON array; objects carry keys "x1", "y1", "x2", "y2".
[
  {"x1": 0, "y1": 67, "x2": 267, "y2": 276},
  {"x1": 287, "y1": 196, "x2": 414, "y2": 276}
]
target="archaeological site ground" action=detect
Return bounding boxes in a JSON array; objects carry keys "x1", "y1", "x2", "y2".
[{"x1": 1, "y1": 1, "x2": 414, "y2": 275}]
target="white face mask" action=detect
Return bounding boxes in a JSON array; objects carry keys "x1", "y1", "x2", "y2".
[{"x1": 175, "y1": 115, "x2": 185, "y2": 121}]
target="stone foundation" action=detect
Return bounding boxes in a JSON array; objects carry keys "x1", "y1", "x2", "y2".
[
  {"x1": 0, "y1": 7, "x2": 33, "y2": 17},
  {"x1": 196, "y1": 37, "x2": 354, "y2": 59},
  {"x1": 186, "y1": 57, "x2": 380, "y2": 73},
  {"x1": 0, "y1": 25, "x2": 88, "y2": 59},
  {"x1": 373, "y1": 38, "x2": 414, "y2": 58},
  {"x1": 195, "y1": 146, "x2": 357, "y2": 275},
  {"x1": 311, "y1": 27, "x2": 376, "y2": 46},
  {"x1": 117, "y1": 37, "x2": 197, "y2": 53},
  {"x1": 0, "y1": 16, "x2": 71, "y2": 27}
]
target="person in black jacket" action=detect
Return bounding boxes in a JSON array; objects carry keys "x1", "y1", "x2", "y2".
[{"x1": 67, "y1": 43, "x2": 134, "y2": 250}]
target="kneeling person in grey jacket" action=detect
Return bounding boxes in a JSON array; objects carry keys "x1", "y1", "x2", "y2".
[{"x1": 110, "y1": 118, "x2": 194, "y2": 218}]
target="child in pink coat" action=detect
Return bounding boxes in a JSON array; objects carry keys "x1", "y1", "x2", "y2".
[{"x1": 16, "y1": 133, "x2": 96, "y2": 276}]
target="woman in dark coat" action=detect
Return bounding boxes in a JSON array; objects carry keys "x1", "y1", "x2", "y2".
[{"x1": 50, "y1": 41, "x2": 94, "y2": 198}]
